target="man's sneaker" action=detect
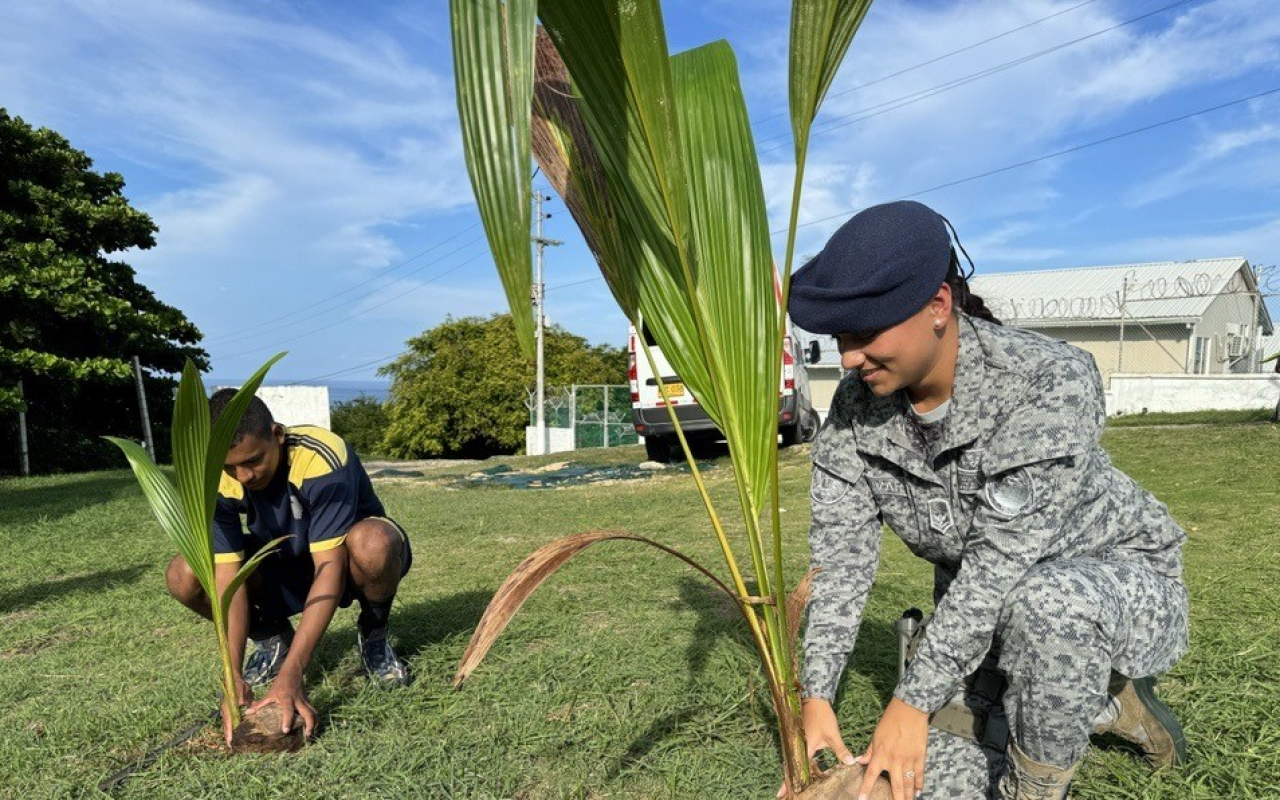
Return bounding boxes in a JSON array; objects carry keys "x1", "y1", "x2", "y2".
[
  {"x1": 1094, "y1": 674, "x2": 1187, "y2": 768},
  {"x1": 243, "y1": 628, "x2": 293, "y2": 688},
  {"x1": 358, "y1": 629, "x2": 410, "y2": 688}
]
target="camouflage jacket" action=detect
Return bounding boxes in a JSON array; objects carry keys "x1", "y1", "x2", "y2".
[{"x1": 802, "y1": 315, "x2": 1186, "y2": 711}]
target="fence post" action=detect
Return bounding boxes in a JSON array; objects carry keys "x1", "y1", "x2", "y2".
[
  {"x1": 17, "y1": 379, "x2": 30, "y2": 476},
  {"x1": 133, "y1": 356, "x2": 156, "y2": 459},
  {"x1": 1117, "y1": 277, "x2": 1128, "y2": 376},
  {"x1": 601, "y1": 384, "x2": 611, "y2": 445},
  {"x1": 570, "y1": 384, "x2": 577, "y2": 450}
]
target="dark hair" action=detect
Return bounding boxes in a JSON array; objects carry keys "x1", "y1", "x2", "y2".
[
  {"x1": 944, "y1": 248, "x2": 1001, "y2": 325},
  {"x1": 209, "y1": 388, "x2": 275, "y2": 444}
]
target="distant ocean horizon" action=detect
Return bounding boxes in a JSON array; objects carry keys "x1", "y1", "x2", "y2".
[{"x1": 208, "y1": 377, "x2": 390, "y2": 407}]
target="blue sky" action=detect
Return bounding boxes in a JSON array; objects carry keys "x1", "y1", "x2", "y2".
[{"x1": 3, "y1": 0, "x2": 1278, "y2": 383}]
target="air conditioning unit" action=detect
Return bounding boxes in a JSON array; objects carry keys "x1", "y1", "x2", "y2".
[{"x1": 1226, "y1": 333, "x2": 1247, "y2": 359}]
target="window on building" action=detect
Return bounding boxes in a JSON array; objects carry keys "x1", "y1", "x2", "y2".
[{"x1": 1192, "y1": 336, "x2": 1211, "y2": 374}]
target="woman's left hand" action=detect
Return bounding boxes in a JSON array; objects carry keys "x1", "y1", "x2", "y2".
[{"x1": 856, "y1": 697, "x2": 929, "y2": 800}]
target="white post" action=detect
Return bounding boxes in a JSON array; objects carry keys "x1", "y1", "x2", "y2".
[
  {"x1": 532, "y1": 192, "x2": 562, "y2": 456},
  {"x1": 17, "y1": 379, "x2": 30, "y2": 476},
  {"x1": 603, "y1": 384, "x2": 610, "y2": 448},
  {"x1": 570, "y1": 384, "x2": 577, "y2": 451}
]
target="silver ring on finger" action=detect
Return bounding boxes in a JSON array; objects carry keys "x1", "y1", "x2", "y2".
[{"x1": 904, "y1": 769, "x2": 916, "y2": 779}]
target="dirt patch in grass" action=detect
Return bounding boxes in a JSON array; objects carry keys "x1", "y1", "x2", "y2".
[{"x1": 0, "y1": 626, "x2": 84, "y2": 659}]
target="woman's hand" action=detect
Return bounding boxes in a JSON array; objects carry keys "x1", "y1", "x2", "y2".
[
  {"x1": 777, "y1": 698, "x2": 855, "y2": 798},
  {"x1": 856, "y1": 697, "x2": 928, "y2": 800}
]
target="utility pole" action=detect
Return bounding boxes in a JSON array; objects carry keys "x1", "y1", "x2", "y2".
[
  {"x1": 17, "y1": 379, "x2": 30, "y2": 476},
  {"x1": 132, "y1": 356, "x2": 156, "y2": 459},
  {"x1": 532, "y1": 191, "x2": 562, "y2": 455}
]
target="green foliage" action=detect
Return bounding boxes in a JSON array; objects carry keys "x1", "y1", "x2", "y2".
[
  {"x1": 106, "y1": 353, "x2": 286, "y2": 730},
  {"x1": 450, "y1": 0, "x2": 537, "y2": 359},
  {"x1": 0, "y1": 109, "x2": 207, "y2": 472},
  {"x1": 380, "y1": 314, "x2": 625, "y2": 458},
  {"x1": 331, "y1": 395, "x2": 391, "y2": 459},
  {"x1": 452, "y1": 1, "x2": 873, "y2": 789}
]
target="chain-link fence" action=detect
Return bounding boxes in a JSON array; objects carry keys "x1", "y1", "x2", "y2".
[{"x1": 527, "y1": 385, "x2": 638, "y2": 450}]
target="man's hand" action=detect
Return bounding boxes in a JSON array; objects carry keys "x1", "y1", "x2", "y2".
[
  {"x1": 777, "y1": 698, "x2": 856, "y2": 798},
  {"x1": 856, "y1": 697, "x2": 928, "y2": 800},
  {"x1": 247, "y1": 671, "x2": 317, "y2": 737},
  {"x1": 221, "y1": 677, "x2": 254, "y2": 746}
]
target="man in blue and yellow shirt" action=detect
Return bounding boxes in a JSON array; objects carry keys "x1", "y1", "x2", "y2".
[{"x1": 166, "y1": 390, "x2": 412, "y2": 743}]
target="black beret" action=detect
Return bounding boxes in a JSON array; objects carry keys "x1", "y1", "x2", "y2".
[{"x1": 788, "y1": 200, "x2": 951, "y2": 334}]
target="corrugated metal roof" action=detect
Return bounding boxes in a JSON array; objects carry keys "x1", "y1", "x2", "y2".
[
  {"x1": 792, "y1": 257, "x2": 1268, "y2": 364},
  {"x1": 969, "y1": 258, "x2": 1252, "y2": 326}
]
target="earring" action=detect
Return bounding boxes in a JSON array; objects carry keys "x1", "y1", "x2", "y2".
[{"x1": 933, "y1": 319, "x2": 944, "y2": 329}]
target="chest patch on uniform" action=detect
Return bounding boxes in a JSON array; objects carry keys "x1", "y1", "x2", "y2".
[
  {"x1": 810, "y1": 466, "x2": 851, "y2": 505},
  {"x1": 983, "y1": 469, "x2": 1035, "y2": 517},
  {"x1": 290, "y1": 494, "x2": 305, "y2": 521},
  {"x1": 957, "y1": 449, "x2": 983, "y2": 494},
  {"x1": 926, "y1": 498, "x2": 955, "y2": 534}
]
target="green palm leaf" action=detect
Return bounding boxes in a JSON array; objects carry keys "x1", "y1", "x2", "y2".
[
  {"x1": 450, "y1": 0, "x2": 538, "y2": 359},
  {"x1": 789, "y1": 0, "x2": 874, "y2": 159},
  {"x1": 671, "y1": 41, "x2": 777, "y2": 518}
]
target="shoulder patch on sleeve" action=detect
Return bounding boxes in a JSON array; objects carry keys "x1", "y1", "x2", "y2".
[
  {"x1": 286, "y1": 426, "x2": 349, "y2": 487},
  {"x1": 218, "y1": 472, "x2": 244, "y2": 501},
  {"x1": 983, "y1": 468, "x2": 1035, "y2": 518}
]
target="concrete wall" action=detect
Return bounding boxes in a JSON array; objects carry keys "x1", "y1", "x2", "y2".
[
  {"x1": 1109, "y1": 373, "x2": 1280, "y2": 415},
  {"x1": 1195, "y1": 289, "x2": 1263, "y2": 374},
  {"x1": 525, "y1": 426, "x2": 575, "y2": 456},
  {"x1": 808, "y1": 365, "x2": 843, "y2": 416},
  {"x1": 1021, "y1": 324, "x2": 1190, "y2": 386},
  {"x1": 212, "y1": 385, "x2": 331, "y2": 429}
]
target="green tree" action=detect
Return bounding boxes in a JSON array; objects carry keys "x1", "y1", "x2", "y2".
[
  {"x1": 380, "y1": 314, "x2": 625, "y2": 458},
  {"x1": 331, "y1": 395, "x2": 390, "y2": 459},
  {"x1": 1, "y1": 109, "x2": 207, "y2": 472}
]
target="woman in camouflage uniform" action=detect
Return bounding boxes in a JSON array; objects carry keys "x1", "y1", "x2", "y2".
[{"x1": 787, "y1": 201, "x2": 1189, "y2": 800}]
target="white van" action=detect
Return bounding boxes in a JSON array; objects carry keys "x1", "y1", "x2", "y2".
[{"x1": 627, "y1": 318, "x2": 821, "y2": 462}]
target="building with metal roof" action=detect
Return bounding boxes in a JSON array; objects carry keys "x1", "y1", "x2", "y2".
[
  {"x1": 970, "y1": 258, "x2": 1272, "y2": 384},
  {"x1": 796, "y1": 257, "x2": 1274, "y2": 414}
]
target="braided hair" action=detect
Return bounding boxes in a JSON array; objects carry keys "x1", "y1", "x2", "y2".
[{"x1": 938, "y1": 215, "x2": 1002, "y2": 326}]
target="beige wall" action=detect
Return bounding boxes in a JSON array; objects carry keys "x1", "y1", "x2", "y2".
[
  {"x1": 808, "y1": 366, "x2": 843, "y2": 415},
  {"x1": 1021, "y1": 325, "x2": 1191, "y2": 386}
]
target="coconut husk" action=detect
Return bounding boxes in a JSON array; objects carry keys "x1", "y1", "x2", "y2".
[
  {"x1": 796, "y1": 763, "x2": 894, "y2": 799},
  {"x1": 229, "y1": 705, "x2": 306, "y2": 754}
]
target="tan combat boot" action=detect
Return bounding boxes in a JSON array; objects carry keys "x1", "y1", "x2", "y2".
[
  {"x1": 997, "y1": 740, "x2": 1079, "y2": 800},
  {"x1": 1094, "y1": 673, "x2": 1187, "y2": 768},
  {"x1": 993, "y1": 737, "x2": 1075, "y2": 793}
]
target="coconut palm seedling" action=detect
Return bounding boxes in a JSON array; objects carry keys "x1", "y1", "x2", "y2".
[
  {"x1": 106, "y1": 353, "x2": 288, "y2": 737},
  {"x1": 448, "y1": 0, "x2": 877, "y2": 794}
]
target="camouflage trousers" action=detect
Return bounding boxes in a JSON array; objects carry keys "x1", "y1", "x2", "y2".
[{"x1": 919, "y1": 555, "x2": 1189, "y2": 798}]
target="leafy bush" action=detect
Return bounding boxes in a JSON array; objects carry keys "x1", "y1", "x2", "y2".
[{"x1": 331, "y1": 395, "x2": 390, "y2": 459}]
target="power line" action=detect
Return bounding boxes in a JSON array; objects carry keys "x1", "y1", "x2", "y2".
[
  {"x1": 204, "y1": 223, "x2": 480, "y2": 343},
  {"x1": 212, "y1": 234, "x2": 486, "y2": 348},
  {"x1": 215, "y1": 6, "x2": 1144, "y2": 354},
  {"x1": 754, "y1": 0, "x2": 1199, "y2": 154},
  {"x1": 218, "y1": 251, "x2": 486, "y2": 361},
  {"x1": 784, "y1": 83, "x2": 1280, "y2": 233},
  {"x1": 286, "y1": 352, "x2": 404, "y2": 385},
  {"x1": 750, "y1": 0, "x2": 1105, "y2": 127}
]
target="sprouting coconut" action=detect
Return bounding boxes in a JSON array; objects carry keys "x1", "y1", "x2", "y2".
[
  {"x1": 108, "y1": 353, "x2": 293, "y2": 751},
  {"x1": 448, "y1": 1, "x2": 887, "y2": 794}
]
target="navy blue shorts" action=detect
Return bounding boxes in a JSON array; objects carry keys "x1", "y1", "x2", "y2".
[{"x1": 247, "y1": 517, "x2": 412, "y2": 630}]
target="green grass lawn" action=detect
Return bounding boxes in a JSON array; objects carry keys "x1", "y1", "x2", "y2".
[{"x1": 1, "y1": 425, "x2": 1277, "y2": 798}]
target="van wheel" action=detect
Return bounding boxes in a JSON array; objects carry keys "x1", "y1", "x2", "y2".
[
  {"x1": 779, "y1": 423, "x2": 800, "y2": 447},
  {"x1": 801, "y1": 408, "x2": 821, "y2": 443},
  {"x1": 644, "y1": 435, "x2": 672, "y2": 463}
]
